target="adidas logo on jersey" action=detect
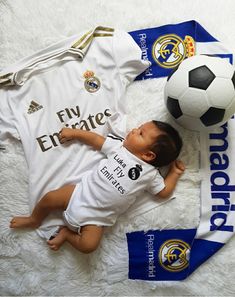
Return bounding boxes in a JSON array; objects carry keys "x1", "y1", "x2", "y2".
[{"x1": 27, "y1": 100, "x2": 43, "y2": 114}]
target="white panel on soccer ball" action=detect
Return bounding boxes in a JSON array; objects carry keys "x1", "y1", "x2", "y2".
[
  {"x1": 207, "y1": 78, "x2": 235, "y2": 108},
  {"x1": 179, "y1": 88, "x2": 209, "y2": 117},
  {"x1": 166, "y1": 68, "x2": 189, "y2": 98},
  {"x1": 224, "y1": 97, "x2": 235, "y2": 121},
  {"x1": 178, "y1": 55, "x2": 209, "y2": 72},
  {"x1": 176, "y1": 114, "x2": 204, "y2": 131},
  {"x1": 206, "y1": 57, "x2": 235, "y2": 79}
]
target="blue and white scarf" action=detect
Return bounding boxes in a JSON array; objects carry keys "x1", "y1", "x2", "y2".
[
  {"x1": 130, "y1": 20, "x2": 233, "y2": 80},
  {"x1": 126, "y1": 20, "x2": 235, "y2": 281}
]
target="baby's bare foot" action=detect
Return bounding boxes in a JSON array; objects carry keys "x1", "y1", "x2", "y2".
[
  {"x1": 47, "y1": 227, "x2": 67, "y2": 251},
  {"x1": 10, "y1": 216, "x2": 39, "y2": 229}
]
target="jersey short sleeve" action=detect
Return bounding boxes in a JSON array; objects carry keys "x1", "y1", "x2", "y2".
[
  {"x1": 101, "y1": 133, "x2": 124, "y2": 157},
  {"x1": 147, "y1": 171, "x2": 165, "y2": 195},
  {"x1": 112, "y1": 30, "x2": 150, "y2": 86},
  {"x1": 0, "y1": 92, "x2": 20, "y2": 145}
]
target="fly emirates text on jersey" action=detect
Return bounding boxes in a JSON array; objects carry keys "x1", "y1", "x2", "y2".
[{"x1": 36, "y1": 105, "x2": 112, "y2": 153}]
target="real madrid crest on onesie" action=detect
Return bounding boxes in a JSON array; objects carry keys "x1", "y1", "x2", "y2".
[
  {"x1": 128, "y1": 164, "x2": 143, "y2": 180},
  {"x1": 83, "y1": 70, "x2": 101, "y2": 93}
]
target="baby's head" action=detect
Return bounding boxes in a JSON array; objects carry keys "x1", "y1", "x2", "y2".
[{"x1": 124, "y1": 120, "x2": 182, "y2": 167}]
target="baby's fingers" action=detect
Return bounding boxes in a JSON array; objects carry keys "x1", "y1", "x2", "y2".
[
  {"x1": 175, "y1": 160, "x2": 186, "y2": 171},
  {"x1": 58, "y1": 130, "x2": 71, "y2": 143}
]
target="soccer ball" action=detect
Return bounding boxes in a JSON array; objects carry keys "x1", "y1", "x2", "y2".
[{"x1": 164, "y1": 55, "x2": 235, "y2": 131}]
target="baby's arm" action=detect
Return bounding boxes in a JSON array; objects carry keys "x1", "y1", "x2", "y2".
[
  {"x1": 59, "y1": 127, "x2": 105, "y2": 151},
  {"x1": 156, "y1": 160, "x2": 185, "y2": 199}
]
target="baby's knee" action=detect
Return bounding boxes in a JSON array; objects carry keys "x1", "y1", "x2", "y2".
[
  {"x1": 43, "y1": 190, "x2": 55, "y2": 201},
  {"x1": 78, "y1": 225, "x2": 103, "y2": 254},
  {"x1": 79, "y1": 241, "x2": 99, "y2": 254}
]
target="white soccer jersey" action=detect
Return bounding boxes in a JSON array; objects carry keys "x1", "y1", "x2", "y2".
[
  {"x1": 63, "y1": 134, "x2": 165, "y2": 230},
  {"x1": 0, "y1": 27, "x2": 150, "y2": 239}
]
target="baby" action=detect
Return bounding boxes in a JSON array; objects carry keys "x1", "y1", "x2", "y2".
[{"x1": 10, "y1": 120, "x2": 185, "y2": 253}]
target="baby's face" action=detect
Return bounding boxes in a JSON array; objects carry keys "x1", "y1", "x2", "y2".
[{"x1": 123, "y1": 121, "x2": 162, "y2": 158}]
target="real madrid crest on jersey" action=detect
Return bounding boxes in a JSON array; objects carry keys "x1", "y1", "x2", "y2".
[{"x1": 83, "y1": 70, "x2": 101, "y2": 93}]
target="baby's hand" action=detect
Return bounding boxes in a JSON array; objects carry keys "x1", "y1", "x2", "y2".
[
  {"x1": 59, "y1": 128, "x2": 75, "y2": 143},
  {"x1": 170, "y1": 160, "x2": 185, "y2": 176}
]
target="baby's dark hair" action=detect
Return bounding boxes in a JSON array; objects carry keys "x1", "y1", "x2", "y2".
[{"x1": 149, "y1": 120, "x2": 183, "y2": 167}]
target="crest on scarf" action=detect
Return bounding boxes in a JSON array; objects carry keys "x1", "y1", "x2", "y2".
[{"x1": 152, "y1": 34, "x2": 195, "y2": 69}]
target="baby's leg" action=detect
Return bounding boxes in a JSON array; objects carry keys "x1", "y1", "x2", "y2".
[
  {"x1": 47, "y1": 225, "x2": 104, "y2": 253},
  {"x1": 10, "y1": 185, "x2": 76, "y2": 229}
]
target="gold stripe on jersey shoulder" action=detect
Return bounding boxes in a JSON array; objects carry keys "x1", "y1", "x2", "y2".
[
  {"x1": 0, "y1": 79, "x2": 12, "y2": 86},
  {"x1": 71, "y1": 29, "x2": 93, "y2": 49},
  {"x1": 71, "y1": 26, "x2": 114, "y2": 49},
  {"x1": 77, "y1": 34, "x2": 94, "y2": 51},
  {"x1": 0, "y1": 72, "x2": 13, "y2": 79},
  {"x1": 0, "y1": 72, "x2": 13, "y2": 86},
  {"x1": 78, "y1": 32, "x2": 113, "y2": 50},
  {"x1": 95, "y1": 26, "x2": 114, "y2": 32},
  {"x1": 93, "y1": 33, "x2": 113, "y2": 37}
]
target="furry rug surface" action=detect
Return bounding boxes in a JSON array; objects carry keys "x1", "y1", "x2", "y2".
[{"x1": 0, "y1": 0, "x2": 235, "y2": 295}]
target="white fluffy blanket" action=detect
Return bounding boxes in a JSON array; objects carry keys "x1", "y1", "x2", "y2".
[{"x1": 1, "y1": 0, "x2": 235, "y2": 295}]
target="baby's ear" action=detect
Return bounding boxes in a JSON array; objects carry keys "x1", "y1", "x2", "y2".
[{"x1": 142, "y1": 151, "x2": 156, "y2": 162}]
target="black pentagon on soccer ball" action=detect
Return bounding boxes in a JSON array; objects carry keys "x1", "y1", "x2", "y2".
[
  {"x1": 189, "y1": 65, "x2": 216, "y2": 90},
  {"x1": 166, "y1": 97, "x2": 183, "y2": 119},
  {"x1": 200, "y1": 107, "x2": 225, "y2": 126},
  {"x1": 232, "y1": 71, "x2": 235, "y2": 90}
]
